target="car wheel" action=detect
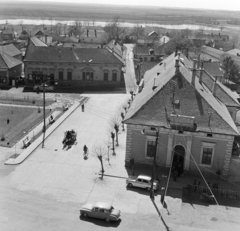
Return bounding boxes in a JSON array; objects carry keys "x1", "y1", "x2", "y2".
[
  {"x1": 83, "y1": 212, "x2": 88, "y2": 217},
  {"x1": 128, "y1": 183, "x2": 133, "y2": 187},
  {"x1": 105, "y1": 218, "x2": 111, "y2": 222},
  {"x1": 147, "y1": 187, "x2": 151, "y2": 191}
]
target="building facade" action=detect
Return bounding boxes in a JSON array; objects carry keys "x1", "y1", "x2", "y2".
[
  {"x1": 24, "y1": 39, "x2": 124, "y2": 88},
  {"x1": 124, "y1": 53, "x2": 240, "y2": 178}
]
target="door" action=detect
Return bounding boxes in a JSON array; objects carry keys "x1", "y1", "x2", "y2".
[
  {"x1": 172, "y1": 145, "x2": 185, "y2": 176},
  {"x1": 135, "y1": 179, "x2": 143, "y2": 188}
]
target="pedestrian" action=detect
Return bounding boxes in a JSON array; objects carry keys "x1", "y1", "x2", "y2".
[
  {"x1": 173, "y1": 168, "x2": 178, "y2": 182},
  {"x1": 160, "y1": 187, "x2": 166, "y2": 204},
  {"x1": 83, "y1": 145, "x2": 88, "y2": 155},
  {"x1": 50, "y1": 115, "x2": 53, "y2": 121},
  {"x1": 7, "y1": 119, "x2": 10, "y2": 124},
  {"x1": 82, "y1": 104, "x2": 84, "y2": 112}
]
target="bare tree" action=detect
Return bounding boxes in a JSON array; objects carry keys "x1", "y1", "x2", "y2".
[
  {"x1": 104, "y1": 16, "x2": 126, "y2": 42},
  {"x1": 70, "y1": 21, "x2": 83, "y2": 37},
  {"x1": 109, "y1": 114, "x2": 121, "y2": 146},
  {"x1": 92, "y1": 144, "x2": 107, "y2": 179}
]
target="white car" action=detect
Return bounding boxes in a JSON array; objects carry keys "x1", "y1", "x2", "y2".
[{"x1": 126, "y1": 174, "x2": 159, "y2": 191}]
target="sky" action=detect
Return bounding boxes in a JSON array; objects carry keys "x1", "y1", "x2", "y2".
[{"x1": 3, "y1": 0, "x2": 240, "y2": 11}]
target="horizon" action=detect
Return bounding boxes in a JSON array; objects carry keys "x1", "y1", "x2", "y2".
[{"x1": 2, "y1": 0, "x2": 240, "y2": 12}]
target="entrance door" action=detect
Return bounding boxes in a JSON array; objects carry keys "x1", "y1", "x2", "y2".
[{"x1": 172, "y1": 145, "x2": 185, "y2": 176}]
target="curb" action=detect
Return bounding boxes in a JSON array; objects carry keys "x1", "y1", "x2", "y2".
[{"x1": 4, "y1": 101, "x2": 81, "y2": 165}]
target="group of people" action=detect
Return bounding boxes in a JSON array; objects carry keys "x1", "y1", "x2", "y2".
[{"x1": 172, "y1": 163, "x2": 183, "y2": 181}]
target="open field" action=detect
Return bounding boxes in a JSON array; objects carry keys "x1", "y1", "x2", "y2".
[
  {"x1": 1, "y1": 1, "x2": 240, "y2": 24},
  {"x1": 0, "y1": 105, "x2": 53, "y2": 147}
]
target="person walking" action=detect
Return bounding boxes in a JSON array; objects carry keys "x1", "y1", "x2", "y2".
[
  {"x1": 83, "y1": 145, "x2": 88, "y2": 156},
  {"x1": 82, "y1": 104, "x2": 84, "y2": 112}
]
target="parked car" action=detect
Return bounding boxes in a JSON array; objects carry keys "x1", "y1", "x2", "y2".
[
  {"x1": 33, "y1": 84, "x2": 54, "y2": 91},
  {"x1": 126, "y1": 174, "x2": 159, "y2": 191},
  {"x1": 80, "y1": 202, "x2": 121, "y2": 222}
]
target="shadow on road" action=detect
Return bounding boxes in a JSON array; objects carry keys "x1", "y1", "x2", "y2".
[
  {"x1": 151, "y1": 199, "x2": 171, "y2": 231},
  {"x1": 79, "y1": 215, "x2": 121, "y2": 228},
  {"x1": 182, "y1": 189, "x2": 240, "y2": 208}
]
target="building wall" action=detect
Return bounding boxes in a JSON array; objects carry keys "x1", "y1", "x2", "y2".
[
  {"x1": 24, "y1": 61, "x2": 124, "y2": 86},
  {"x1": 125, "y1": 124, "x2": 234, "y2": 177}
]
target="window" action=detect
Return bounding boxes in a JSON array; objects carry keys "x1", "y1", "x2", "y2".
[
  {"x1": 59, "y1": 70, "x2": 64, "y2": 80},
  {"x1": 201, "y1": 142, "x2": 215, "y2": 166},
  {"x1": 146, "y1": 140, "x2": 155, "y2": 158},
  {"x1": 112, "y1": 71, "x2": 117, "y2": 81},
  {"x1": 103, "y1": 70, "x2": 109, "y2": 81},
  {"x1": 67, "y1": 70, "x2": 72, "y2": 80}
]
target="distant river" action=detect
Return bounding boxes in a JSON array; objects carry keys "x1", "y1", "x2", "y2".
[{"x1": 0, "y1": 18, "x2": 220, "y2": 31}]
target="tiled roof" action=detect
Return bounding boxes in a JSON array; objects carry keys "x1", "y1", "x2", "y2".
[
  {"x1": 124, "y1": 52, "x2": 239, "y2": 136},
  {"x1": 202, "y1": 62, "x2": 223, "y2": 77},
  {"x1": 201, "y1": 46, "x2": 224, "y2": 55},
  {"x1": 134, "y1": 46, "x2": 150, "y2": 55},
  {"x1": 0, "y1": 52, "x2": 22, "y2": 69},
  {"x1": 30, "y1": 37, "x2": 47, "y2": 47},
  {"x1": 24, "y1": 40, "x2": 123, "y2": 65},
  {"x1": 196, "y1": 70, "x2": 239, "y2": 107},
  {"x1": 0, "y1": 44, "x2": 22, "y2": 57},
  {"x1": 226, "y1": 49, "x2": 240, "y2": 56},
  {"x1": 105, "y1": 40, "x2": 122, "y2": 58},
  {"x1": 63, "y1": 43, "x2": 101, "y2": 48}
]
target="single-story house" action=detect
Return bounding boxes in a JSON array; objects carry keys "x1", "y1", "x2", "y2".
[{"x1": 23, "y1": 38, "x2": 125, "y2": 88}]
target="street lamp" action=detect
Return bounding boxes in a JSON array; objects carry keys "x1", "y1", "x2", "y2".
[{"x1": 141, "y1": 128, "x2": 159, "y2": 199}]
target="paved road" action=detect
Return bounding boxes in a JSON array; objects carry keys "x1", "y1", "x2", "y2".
[
  {"x1": 123, "y1": 44, "x2": 137, "y2": 93},
  {"x1": 1, "y1": 94, "x2": 240, "y2": 231}
]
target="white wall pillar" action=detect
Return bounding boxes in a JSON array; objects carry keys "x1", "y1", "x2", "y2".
[
  {"x1": 166, "y1": 134, "x2": 174, "y2": 167},
  {"x1": 184, "y1": 136, "x2": 193, "y2": 170}
]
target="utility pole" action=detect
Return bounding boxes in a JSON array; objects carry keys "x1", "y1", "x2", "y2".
[
  {"x1": 42, "y1": 76, "x2": 46, "y2": 148},
  {"x1": 150, "y1": 130, "x2": 159, "y2": 199}
]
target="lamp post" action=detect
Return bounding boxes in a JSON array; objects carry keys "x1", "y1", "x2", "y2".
[{"x1": 141, "y1": 128, "x2": 159, "y2": 199}]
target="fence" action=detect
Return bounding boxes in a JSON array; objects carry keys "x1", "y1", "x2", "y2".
[{"x1": 185, "y1": 184, "x2": 240, "y2": 199}]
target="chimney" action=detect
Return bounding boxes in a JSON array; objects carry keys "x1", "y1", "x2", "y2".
[
  {"x1": 199, "y1": 62, "x2": 204, "y2": 84},
  {"x1": 87, "y1": 29, "x2": 89, "y2": 37},
  {"x1": 213, "y1": 76, "x2": 217, "y2": 97},
  {"x1": 175, "y1": 52, "x2": 180, "y2": 73},
  {"x1": 192, "y1": 59, "x2": 197, "y2": 85},
  {"x1": 95, "y1": 29, "x2": 97, "y2": 37}
]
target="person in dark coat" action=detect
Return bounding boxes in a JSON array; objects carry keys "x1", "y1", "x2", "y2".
[{"x1": 82, "y1": 104, "x2": 84, "y2": 112}]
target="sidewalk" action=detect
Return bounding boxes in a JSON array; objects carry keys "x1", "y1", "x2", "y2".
[{"x1": 4, "y1": 97, "x2": 89, "y2": 165}]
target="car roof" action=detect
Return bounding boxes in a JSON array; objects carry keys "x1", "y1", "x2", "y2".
[
  {"x1": 138, "y1": 175, "x2": 151, "y2": 181},
  {"x1": 94, "y1": 202, "x2": 112, "y2": 210}
]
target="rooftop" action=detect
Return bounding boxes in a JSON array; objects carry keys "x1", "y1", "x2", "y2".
[
  {"x1": 124, "y1": 52, "x2": 239, "y2": 136},
  {"x1": 24, "y1": 40, "x2": 123, "y2": 65},
  {"x1": 0, "y1": 44, "x2": 22, "y2": 57}
]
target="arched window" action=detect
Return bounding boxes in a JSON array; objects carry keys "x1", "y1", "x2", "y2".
[
  {"x1": 103, "y1": 70, "x2": 109, "y2": 81},
  {"x1": 67, "y1": 69, "x2": 73, "y2": 80},
  {"x1": 112, "y1": 70, "x2": 117, "y2": 81},
  {"x1": 58, "y1": 68, "x2": 64, "y2": 80}
]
